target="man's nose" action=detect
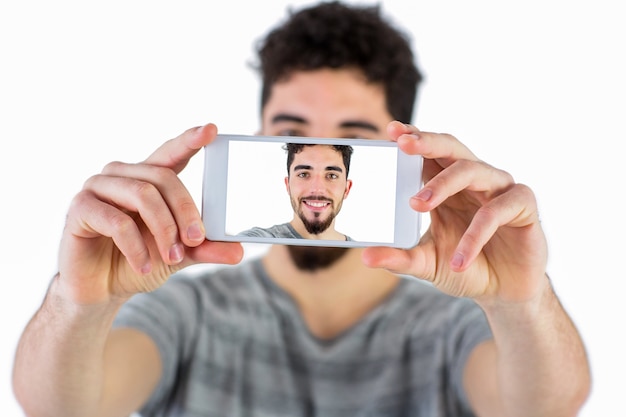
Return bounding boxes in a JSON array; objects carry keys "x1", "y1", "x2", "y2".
[{"x1": 309, "y1": 174, "x2": 326, "y2": 193}]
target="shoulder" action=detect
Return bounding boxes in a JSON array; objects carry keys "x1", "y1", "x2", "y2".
[
  {"x1": 238, "y1": 223, "x2": 302, "y2": 238},
  {"x1": 115, "y1": 259, "x2": 267, "y2": 322},
  {"x1": 165, "y1": 259, "x2": 266, "y2": 303},
  {"x1": 237, "y1": 226, "x2": 275, "y2": 238},
  {"x1": 390, "y1": 277, "x2": 490, "y2": 334}
]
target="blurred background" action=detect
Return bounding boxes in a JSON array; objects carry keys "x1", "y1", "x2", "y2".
[{"x1": 1, "y1": 1, "x2": 623, "y2": 415}]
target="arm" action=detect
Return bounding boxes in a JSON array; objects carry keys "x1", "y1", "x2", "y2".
[
  {"x1": 13, "y1": 280, "x2": 162, "y2": 417},
  {"x1": 363, "y1": 121, "x2": 590, "y2": 417},
  {"x1": 12, "y1": 124, "x2": 243, "y2": 417},
  {"x1": 464, "y1": 278, "x2": 589, "y2": 417}
]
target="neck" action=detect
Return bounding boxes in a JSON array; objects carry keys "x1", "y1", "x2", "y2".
[{"x1": 262, "y1": 245, "x2": 399, "y2": 339}]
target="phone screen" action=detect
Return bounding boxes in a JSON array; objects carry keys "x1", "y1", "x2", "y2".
[
  {"x1": 225, "y1": 139, "x2": 396, "y2": 242},
  {"x1": 203, "y1": 135, "x2": 421, "y2": 248}
]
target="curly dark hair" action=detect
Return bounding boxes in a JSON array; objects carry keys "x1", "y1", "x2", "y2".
[
  {"x1": 284, "y1": 143, "x2": 354, "y2": 177},
  {"x1": 255, "y1": 1, "x2": 423, "y2": 123}
]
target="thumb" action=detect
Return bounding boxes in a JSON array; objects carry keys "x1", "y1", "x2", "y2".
[
  {"x1": 362, "y1": 245, "x2": 432, "y2": 280},
  {"x1": 362, "y1": 246, "x2": 412, "y2": 272}
]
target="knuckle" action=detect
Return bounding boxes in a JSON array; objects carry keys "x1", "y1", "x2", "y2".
[
  {"x1": 514, "y1": 182, "x2": 533, "y2": 195},
  {"x1": 81, "y1": 173, "x2": 102, "y2": 190},
  {"x1": 70, "y1": 189, "x2": 91, "y2": 205},
  {"x1": 513, "y1": 183, "x2": 537, "y2": 203},
  {"x1": 178, "y1": 200, "x2": 198, "y2": 216},
  {"x1": 493, "y1": 165, "x2": 515, "y2": 186},
  {"x1": 108, "y1": 211, "x2": 136, "y2": 235},
  {"x1": 456, "y1": 159, "x2": 475, "y2": 170},
  {"x1": 162, "y1": 221, "x2": 180, "y2": 239},
  {"x1": 462, "y1": 229, "x2": 483, "y2": 248},
  {"x1": 67, "y1": 190, "x2": 92, "y2": 215},
  {"x1": 128, "y1": 244, "x2": 149, "y2": 261},
  {"x1": 101, "y1": 161, "x2": 124, "y2": 175},
  {"x1": 476, "y1": 204, "x2": 499, "y2": 224},
  {"x1": 151, "y1": 165, "x2": 177, "y2": 184},
  {"x1": 132, "y1": 179, "x2": 159, "y2": 200},
  {"x1": 439, "y1": 132, "x2": 458, "y2": 142}
]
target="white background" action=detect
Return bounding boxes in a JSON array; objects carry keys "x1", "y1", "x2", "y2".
[{"x1": 1, "y1": 1, "x2": 623, "y2": 415}]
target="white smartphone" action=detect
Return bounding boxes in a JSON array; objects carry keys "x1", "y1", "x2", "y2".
[{"x1": 202, "y1": 134, "x2": 423, "y2": 248}]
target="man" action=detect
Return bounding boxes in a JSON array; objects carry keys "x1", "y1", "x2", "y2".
[
  {"x1": 12, "y1": 2, "x2": 590, "y2": 417},
  {"x1": 238, "y1": 143, "x2": 354, "y2": 240}
]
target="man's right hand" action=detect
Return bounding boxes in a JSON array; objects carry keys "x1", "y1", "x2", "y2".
[{"x1": 57, "y1": 123, "x2": 243, "y2": 305}]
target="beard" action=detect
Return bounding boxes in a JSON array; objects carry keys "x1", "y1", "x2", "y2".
[
  {"x1": 287, "y1": 195, "x2": 348, "y2": 271},
  {"x1": 286, "y1": 245, "x2": 350, "y2": 272},
  {"x1": 292, "y1": 195, "x2": 339, "y2": 235},
  {"x1": 301, "y1": 211, "x2": 335, "y2": 235}
]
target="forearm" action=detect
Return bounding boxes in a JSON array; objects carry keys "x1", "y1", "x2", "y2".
[
  {"x1": 12, "y1": 274, "x2": 123, "y2": 417},
  {"x1": 478, "y1": 276, "x2": 591, "y2": 417}
]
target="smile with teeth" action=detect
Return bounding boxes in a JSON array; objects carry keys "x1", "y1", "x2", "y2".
[{"x1": 303, "y1": 199, "x2": 331, "y2": 210}]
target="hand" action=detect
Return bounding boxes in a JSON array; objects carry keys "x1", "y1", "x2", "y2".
[
  {"x1": 58, "y1": 124, "x2": 243, "y2": 305},
  {"x1": 363, "y1": 121, "x2": 548, "y2": 304}
]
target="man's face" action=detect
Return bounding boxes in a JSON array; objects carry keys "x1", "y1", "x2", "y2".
[{"x1": 286, "y1": 145, "x2": 352, "y2": 235}]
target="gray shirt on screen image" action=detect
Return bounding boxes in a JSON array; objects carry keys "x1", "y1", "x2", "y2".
[
  {"x1": 238, "y1": 222, "x2": 353, "y2": 241},
  {"x1": 113, "y1": 257, "x2": 491, "y2": 417}
]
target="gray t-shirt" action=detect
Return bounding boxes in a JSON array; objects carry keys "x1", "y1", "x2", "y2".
[
  {"x1": 113, "y1": 258, "x2": 492, "y2": 417},
  {"x1": 238, "y1": 223, "x2": 353, "y2": 241}
]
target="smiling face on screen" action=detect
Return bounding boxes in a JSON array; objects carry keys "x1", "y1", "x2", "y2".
[{"x1": 285, "y1": 144, "x2": 352, "y2": 238}]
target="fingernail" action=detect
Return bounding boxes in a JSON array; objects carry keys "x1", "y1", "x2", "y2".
[
  {"x1": 187, "y1": 223, "x2": 205, "y2": 242},
  {"x1": 451, "y1": 252, "x2": 464, "y2": 269},
  {"x1": 413, "y1": 188, "x2": 432, "y2": 202},
  {"x1": 169, "y1": 243, "x2": 184, "y2": 264},
  {"x1": 141, "y1": 262, "x2": 152, "y2": 275}
]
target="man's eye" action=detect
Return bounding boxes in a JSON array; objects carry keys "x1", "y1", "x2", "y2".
[
  {"x1": 327, "y1": 173, "x2": 338, "y2": 180},
  {"x1": 297, "y1": 172, "x2": 309, "y2": 178},
  {"x1": 342, "y1": 132, "x2": 372, "y2": 140},
  {"x1": 277, "y1": 129, "x2": 303, "y2": 137}
]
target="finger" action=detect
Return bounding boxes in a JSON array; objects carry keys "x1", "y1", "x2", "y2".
[
  {"x1": 84, "y1": 174, "x2": 186, "y2": 266},
  {"x1": 67, "y1": 190, "x2": 153, "y2": 274},
  {"x1": 386, "y1": 121, "x2": 478, "y2": 165},
  {"x1": 143, "y1": 123, "x2": 218, "y2": 173},
  {"x1": 101, "y1": 162, "x2": 204, "y2": 248},
  {"x1": 450, "y1": 183, "x2": 539, "y2": 272},
  {"x1": 362, "y1": 240, "x2": 435, "y2": 281},
  {"x1": 411, "y1": 159, "x2": 515, "y2": 212},
  {"x1": 184, "y1": 240, "x2": 244, "y2": 267},
  {"x1": 386, "y1": 120, "x2": 420, "y2": 139}
]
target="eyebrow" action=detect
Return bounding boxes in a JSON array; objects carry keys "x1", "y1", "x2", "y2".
[
  {"x1": 293, "y1": 164, "x2": 344, "y2": 173},
  {"x1": 272, "y1": 114, "x2": 307, "y2": 125},
  {"x1": 271, "y1": 113, "x2": 380, "y2": 133},
  {"x1": 339, "y1": 120, "x2": 380, "y2": 133}
]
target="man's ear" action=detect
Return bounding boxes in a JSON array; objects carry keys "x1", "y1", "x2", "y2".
[
  {"x1": 344, "y1": 179, "x2": 353, "y2": 199},
  {"x1": 284, "y1": 176, "x2": 290, "y2": 193}
]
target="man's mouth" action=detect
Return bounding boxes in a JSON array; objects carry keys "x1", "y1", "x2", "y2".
[
  {"x1": 304, "y1": 200, "x2": 330, "y2": 208},
  {"x1": 301, "y1": 197, "x2": 332, "y2": 211}
]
